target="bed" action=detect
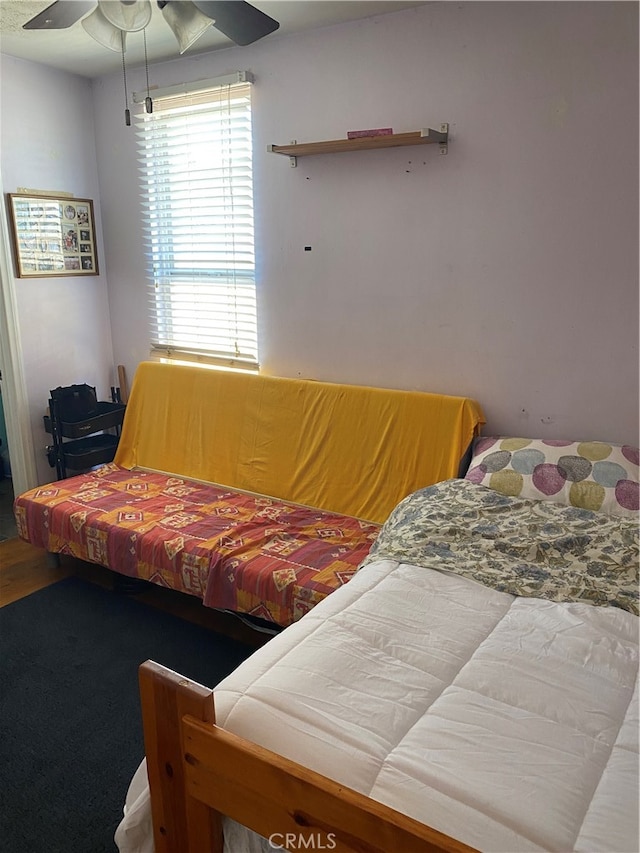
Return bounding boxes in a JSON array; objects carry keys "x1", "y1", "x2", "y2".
[{"x1": 115, "y1": 437, "x2": 639, "y2": 853}]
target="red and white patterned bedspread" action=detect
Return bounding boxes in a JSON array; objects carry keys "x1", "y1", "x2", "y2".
[{"x1": 13, "y1": 464, "x2": 380, "y2": 626}]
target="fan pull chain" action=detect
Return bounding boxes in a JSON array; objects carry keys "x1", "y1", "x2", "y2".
[
  {"x1": 121, "y1": 31, "x2": 130, "y2": 126},
  {"x1": 143, "y1": 28, "x2": 153, "y2": 114}
]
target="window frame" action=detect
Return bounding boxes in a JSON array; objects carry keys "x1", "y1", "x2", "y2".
[{"x1": 135, "y1": 73, "x2": 259, "y2": 370}]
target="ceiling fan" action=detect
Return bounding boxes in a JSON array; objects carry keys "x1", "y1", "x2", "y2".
[{"x1": 23, "y1": 1, "x2": 280, "y2": 50}]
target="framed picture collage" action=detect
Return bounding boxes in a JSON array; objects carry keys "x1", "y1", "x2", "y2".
[{"x1": 7, "y1": 193, "x2": 99, "y2": 278}]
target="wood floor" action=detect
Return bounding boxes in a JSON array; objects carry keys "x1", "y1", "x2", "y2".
[
  {"x1": 0, "y1": 536, "x2": 272, "y2": 650},
  {"x1": 0, "y1": 536, "x2": 71, "y2": 605}
]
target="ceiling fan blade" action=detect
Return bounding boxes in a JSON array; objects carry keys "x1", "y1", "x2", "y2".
[
  {"x1": 23, "y1": 0, "x2": 96, "y2": 30},
  {"x1": 192, "y1": 1, "x2": 279, "y2": 46}
]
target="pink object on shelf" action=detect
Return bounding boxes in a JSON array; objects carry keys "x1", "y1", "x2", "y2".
[{"x1": 347, "y1": 128, "x2": 393, "y2": 139}]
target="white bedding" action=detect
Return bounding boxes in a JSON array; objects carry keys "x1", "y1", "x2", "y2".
[{"x1": 115, "y1": 557, "x2": 639, "y2": 853}]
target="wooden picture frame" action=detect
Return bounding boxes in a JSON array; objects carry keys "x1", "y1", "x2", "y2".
[{"x1": 7, "y1": 193, "x2": 99, "y2": 277}]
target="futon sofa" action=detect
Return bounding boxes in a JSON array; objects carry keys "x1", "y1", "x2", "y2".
[{"x1": 14, "y1": 362, "x2": 484, "y2": 626}]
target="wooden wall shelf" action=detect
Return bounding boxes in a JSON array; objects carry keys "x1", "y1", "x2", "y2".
[{"x1": 268, "y1": 126, "x2": 449, "y2": 167}]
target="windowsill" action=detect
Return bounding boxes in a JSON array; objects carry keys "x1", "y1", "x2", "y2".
[{"x1": 151, "y1": 353, "x2": 260, "y2": 375}]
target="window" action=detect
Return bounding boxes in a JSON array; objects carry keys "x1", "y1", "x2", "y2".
[{"x1": 136, "y1": 74, "x2": 258, "y2": 368}]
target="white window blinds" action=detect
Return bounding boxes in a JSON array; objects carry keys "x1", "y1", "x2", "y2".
[{"x1": 136, "y1": 78, "x2": 258, "y2": 367}]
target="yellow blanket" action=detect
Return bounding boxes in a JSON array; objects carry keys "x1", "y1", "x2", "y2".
[{"x1": 115, "y1": 362, "x2": 484, "y2": 523}]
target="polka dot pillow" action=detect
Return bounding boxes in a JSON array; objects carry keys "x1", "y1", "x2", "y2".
[{"x1": 465, "y1": 437, "x2": 639, "y2": 518}]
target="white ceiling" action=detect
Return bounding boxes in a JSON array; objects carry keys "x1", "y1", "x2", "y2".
[{"x1": 0, "y1": 1, "x2": 427, "y2": 78}]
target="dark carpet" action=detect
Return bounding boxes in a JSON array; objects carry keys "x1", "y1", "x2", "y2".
[{"x1": 0, "y1": 577, "x2": 257, "y2": 853}]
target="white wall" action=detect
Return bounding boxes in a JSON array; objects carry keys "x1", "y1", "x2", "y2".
[
  {"x1": 94, "y1": 1, "x2": 639, "y2": 447},
  {"x1": 3, "y1": 0, "x2": 638, "y2": 483},
  {"x1": 0, "y1": 55, "x2": 115, "y2": 483}
]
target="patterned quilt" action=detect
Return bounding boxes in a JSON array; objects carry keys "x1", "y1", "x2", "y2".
[
  {"x1": 14, "y1": 465, "x2": 380, "y2": 626},
  {"x1": 361, "y1": 478, "x2": 639, "y2": 614}
]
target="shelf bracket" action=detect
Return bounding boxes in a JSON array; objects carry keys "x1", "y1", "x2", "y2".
[
  {"x1": 268, "y1": 141, "x2": 298, "y2": 167},
  {"x1": 421, "y1": 124, "x2": 449, "y2": 154}
]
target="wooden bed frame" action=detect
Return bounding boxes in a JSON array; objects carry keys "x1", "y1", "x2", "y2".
[{"x1": 139, "y1": 660, "x2": 478, "y2": 853}]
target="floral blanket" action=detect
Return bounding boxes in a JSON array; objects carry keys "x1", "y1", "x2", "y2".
[{"x1": 360, "y1": 479, "x2": 639, "y2": 614}]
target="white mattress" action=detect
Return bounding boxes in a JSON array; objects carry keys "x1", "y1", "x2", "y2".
[{"x1": 115, "y1": 558, "x2": 639, "y2": 853}]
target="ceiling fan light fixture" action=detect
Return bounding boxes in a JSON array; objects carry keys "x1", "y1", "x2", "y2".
[
  {"x1": 82, "y1": 6, "x2": 128, "y2": 52},
  {"x1": 160, "y1": 1, "x2": 214, "y2": 54},
  {"x1": 98, "y1": 0, "x2": 152, "y2": 32}
]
